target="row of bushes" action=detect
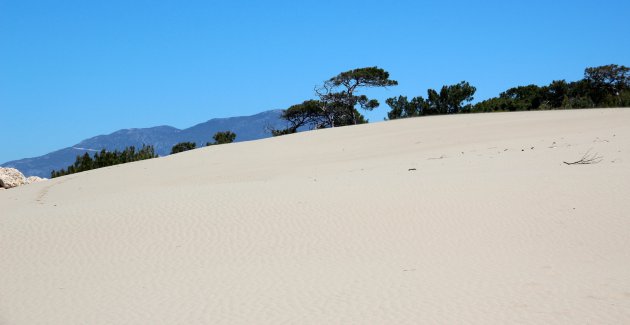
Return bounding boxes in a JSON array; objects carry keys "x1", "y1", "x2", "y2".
[
  {"x1": 170, "y1": 131, "x2": 236, "y2": 154},
  {"x1": 51, "y1": 131, "x2": 237, "y2": 178},
  {"x1": 51, "y1": 145, "x2": 158, "y2": 178},
  {"x1": 273, "y1": 64, "x2": 629, "y2": 133}
]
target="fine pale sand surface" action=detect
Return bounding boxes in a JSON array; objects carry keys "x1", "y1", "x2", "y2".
[{"x1": 2, "y1": 108, "x2": 630, "y2": 324}]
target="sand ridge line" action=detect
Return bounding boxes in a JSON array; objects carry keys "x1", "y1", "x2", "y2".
[{"x1": 1, "y1": 108, "x2": 629, "y2": 324}]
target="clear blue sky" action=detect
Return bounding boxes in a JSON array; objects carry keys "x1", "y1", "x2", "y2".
[{"x1": 1, "y1": 0, "x2": 629, "y2": 162}]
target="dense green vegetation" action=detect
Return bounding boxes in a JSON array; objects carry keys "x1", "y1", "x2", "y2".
[
  {"x1": 389, "y1": 64, "x2": 629, "y2": 118},
  {"x1": 52, "y1": 130, "x2": 238, "y2": 178},
  {"x1": 51, "y1": 145, "x2": 157, "y2": 178},
  {"x1": 275, "y1": 64, "x2": 629, "y2": 131},
  {"x1": 171, "y1": 142, "x2": 197, "y2": 154},
  {"x1": 207, "y1": 131, "x2": 236, "y2": 146},
  {"x1": 386, "y1": 81, "x2": 476, "y2": 119}
]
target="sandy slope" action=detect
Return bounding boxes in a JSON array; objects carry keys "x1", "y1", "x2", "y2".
[{"x1": 1, "y1": 108, "x2": 629, "y2": 324}]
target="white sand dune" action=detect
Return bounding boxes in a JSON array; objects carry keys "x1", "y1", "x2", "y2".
[{"x1": 2, "y1": 108, "x2": 630, "y2": 324}]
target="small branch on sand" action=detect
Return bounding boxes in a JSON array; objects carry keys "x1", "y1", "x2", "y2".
[
  {"x1": 563, "y1": 150, "x2": 603, "y2": 165},
  {"x1": 428, "y1": 155, "x2": 446, "y2": 160}
]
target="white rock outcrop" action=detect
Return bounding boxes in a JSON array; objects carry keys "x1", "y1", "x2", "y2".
[
  {"x1": 0, "y1": 167, "x2": 27, "y2": 189},
  {"x1": 26, "y1": 176, "x2": 47, "y2": 184},
  {"x1": 0, "y1": 168, "x2": 47, "y2": 189}
]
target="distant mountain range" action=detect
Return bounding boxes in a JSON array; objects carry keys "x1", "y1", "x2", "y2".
[{"x1": 2, "y1": 110, "x2": 287, "y2": 177}]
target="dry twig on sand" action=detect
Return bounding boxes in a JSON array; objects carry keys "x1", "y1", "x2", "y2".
[{"x1": 563, "y1": 150, "x2": 603, "y2": 165}]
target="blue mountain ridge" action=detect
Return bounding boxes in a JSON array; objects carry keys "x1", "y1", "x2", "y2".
[{"x1": 2, "y1": 110, "x2": 288, "y2": 177}]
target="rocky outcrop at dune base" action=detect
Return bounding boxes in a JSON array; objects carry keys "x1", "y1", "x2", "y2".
[{"x1": 0, "y1": 167, "x2": 46, "y2": 189}]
